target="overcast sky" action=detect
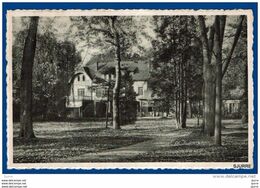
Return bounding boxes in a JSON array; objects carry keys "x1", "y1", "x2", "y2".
[
  {"x1": 12, "y1": 15, "x2": 242, "y2": 65},
  {"x1": 13, "y1": 16, "x2": 156, "y2": 65}
]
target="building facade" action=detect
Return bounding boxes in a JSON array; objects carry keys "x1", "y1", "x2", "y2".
[
  {"x1": 66, "y1": 67, "x2": 108, "y2": 118},
  {"x1": 66, "y1": 60, "x2": 157, "y2": 118},
  {"x1": 66, "y1": 60, "x2": 243, "y2": 119}
]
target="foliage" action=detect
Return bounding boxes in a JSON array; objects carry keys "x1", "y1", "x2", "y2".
[
  {"x1": 71, "y1": 16, "x2": 145, "y2": 59},
  {"x1": 222, "y1": 18, "x2": 248, "y2": 122},
  {"x1": 222, "y1": 17, "x2": 247, "y2": 98},
  {"x1": 13, "y1": 30, "x2": 81, "y2": 121},
  {"x1": 119, "y1": 71, "x2": 137, "y2": 125},
  {"x1": 150, "y1": 16, "x2": 203, "y2": 119}
]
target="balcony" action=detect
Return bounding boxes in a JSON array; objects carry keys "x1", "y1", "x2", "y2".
[
  {"x1": 66, "y1": 96, "x2": 92, "y2": 108},
  {"x1": 67, "y1": 96, "x2": 92, "y2": 102}
]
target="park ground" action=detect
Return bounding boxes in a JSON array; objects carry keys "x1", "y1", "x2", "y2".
[{"x1": 13, "y1": 118, "x2": 248, "y2": 163}]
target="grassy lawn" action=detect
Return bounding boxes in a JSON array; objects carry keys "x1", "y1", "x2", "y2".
[
  {"x1": 127, "y1": 125, "x2": 248, "y2": 162},
  {"x1": 13, "y1": 119, "x2": 248, "y2": 163}
]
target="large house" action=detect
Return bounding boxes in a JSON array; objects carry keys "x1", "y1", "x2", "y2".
[
  {"x1": 66, "y1": 55, "x2": 244, "y2": 119},
  {"x1": 66, "y1": 57, "x2": 156, "y2": 118},
  {"x1": 66, "y1": 66, "x2": 108, "y2": 118}
]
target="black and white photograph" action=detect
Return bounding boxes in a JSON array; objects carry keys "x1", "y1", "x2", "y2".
[{"x1": 7, "y1": 9, "x2": 254, "y2": 169}]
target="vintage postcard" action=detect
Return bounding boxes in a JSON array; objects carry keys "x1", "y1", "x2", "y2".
[{"x1": 5, "y1": 8, "x2": 255, "y2": 171}]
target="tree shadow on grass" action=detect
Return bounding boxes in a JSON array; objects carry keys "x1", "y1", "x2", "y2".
[
  {"x1": 222, "y1": 132, "x2": 248, "y2": 137},
  {"x1": 125, "y1": 128, "x2": 248, "y2": 162},
  {"x1": 13, "y1": 136, "x2": 151, "y2": 163},
  {"x1": 126, "y1": 142, "x2": 248, "y2": 162}
]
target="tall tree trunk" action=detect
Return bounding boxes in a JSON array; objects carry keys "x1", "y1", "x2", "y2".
[
  {"x1": 175, "y1": 98, "x2": 178, "y2": 123},
  {"x1": 197, "y1": 100, "x2": 200, "y2": 126},
  {"x1": 215, "y1": 63, "x2": 222, "y2": 145},
  {"x1": 111, "y1": 17, "x2": 121, "y2": 129},
  {"x1": 175, "y1": 65, "x2": 179, "y2": 126},
  {"x1": 181, "y1": 59, "x2": 187, "y2": 128},
  {"x1": 214, "y1": 16, "x2": 223, "y2": 145},
  {"x1": 201, "y1": 82, "x2": 205, "y2": 131},
  {"x1": 200, "y1": 15, "x2": 244, "y2": 142},
  {"x1": 181, "y1": 100, "x2": 187, "y2": 128},
  {"x1": 204, "y1": 63, "x2": 216, "y2": 136},
  {"x1": 199, "y1": 16, "x2": 216, "y2": 136},
  {"x1": 19, "y1": 17, "x2": 39, "y2": 139},
  {"x1": 175, "y1": 63, "x2": 179, "y2": 126},
  {"x1": 166, "y1": 97, "x2": 170, "y2": 117},
  {"x1": 105, "y1": 78, "x2": 110, "y2": 128},
  {"x1": 178, "y1": 60, "x2": 182, "y2": 128},
  {"x1": 189, "y1": 99, "x2": 193, "y2": 118},
  {"x1": 181, "y1": 18, "x2": 190, "y2": 129},
  {"x1": 216, "y1": 15, "x2": 244, "y2": 143},
  {"x1": 180, "y1": 61, "x2": 184, "y2": 128},
  {"x1": 112, "y1": 45, "x2": 121, "y2": 129}
]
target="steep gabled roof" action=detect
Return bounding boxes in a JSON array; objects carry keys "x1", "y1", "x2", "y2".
[
  {"x1": 68, "y1": 67, "x2": 106, "y2": 85},
  {"x1": 83, "y1": 67, "x2": 107, "y2": 84},
  {"x1": 87, "y1": 54, "x2": 151, "y2": 80},
  {"x1": 98, "y1": 61, "x2": 139, "y2": 74},
  {"x1": 83, "y1": 67, "x2": 96, "y2": 80}
]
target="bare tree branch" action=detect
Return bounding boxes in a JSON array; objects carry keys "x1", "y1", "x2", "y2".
[
  {"x1": 222, "y1": 15, "x2": 245, "y2": 78},
  {"x1": 105, "y1": 39, "x2": 116, "y2": 46}
]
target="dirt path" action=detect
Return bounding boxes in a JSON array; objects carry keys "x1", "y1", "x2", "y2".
[
  {"x1": 60, "y1": 129, "x2": 193, "y2": 162},
  {"x1": 13, "y1": 119, "x2": 248, "y2": 163}
]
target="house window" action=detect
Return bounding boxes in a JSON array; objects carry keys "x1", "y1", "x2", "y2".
[
  {"x1": 96, "y1": 88, "x2": 106, "y2": 98},
  {"x1": 82, "y1": 75, "x2": 85, "y2": 81},
  {"x1": 96, "y1": 88, "x2": 102, "y2": 98},
  {"x1": 138, "y1": 87, "x2": 143, "y2": 95},
  {"x1": 78, "y1": 75, "x2": 80, "y2": 81},
  {"x1": 78, "y1": 88, "x2": 85, "y2": 98},
  {"x1": 102, "y1": 89, "x2": 106, "y2": 96}
]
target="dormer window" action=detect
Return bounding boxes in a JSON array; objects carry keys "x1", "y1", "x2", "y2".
[
  {"x1": 82, "y1": 75, "x2": 85, "y2": 81},
  {"x1": 78, "y1": 76, "x2": 80, "y2": 81}
]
